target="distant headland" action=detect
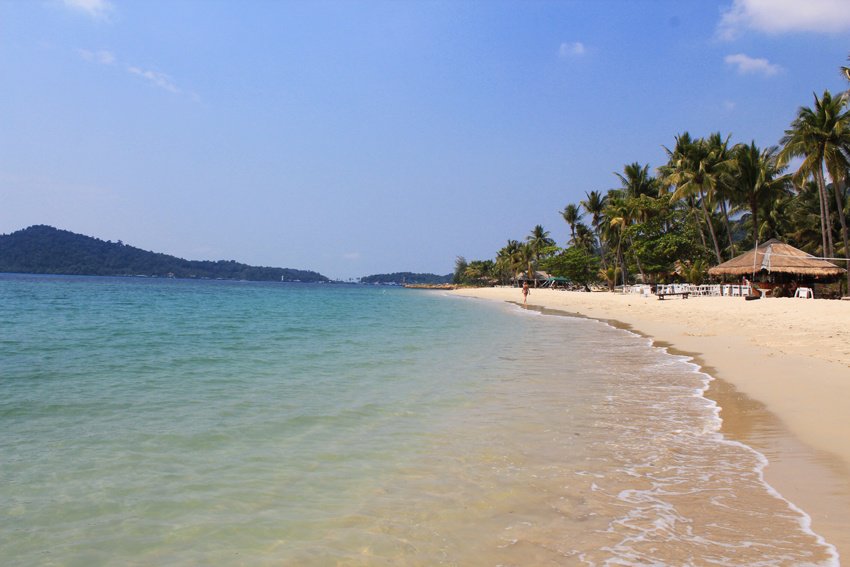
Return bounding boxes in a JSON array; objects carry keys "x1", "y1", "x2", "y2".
[{"x1": 0, "y1": 225, "x2": 330, "y2": 282}]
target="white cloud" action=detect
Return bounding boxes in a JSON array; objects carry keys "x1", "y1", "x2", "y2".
[
  {"x1": 724, "y1": 53, "x2": 782, "y2": 76},
  {"x1": 558, "y1": 42, "x2": 586, "y2": 58},
  {"x1": 77, "y1": 49, "x2": 193, "y2": 98},
  {"x1": 127, "y1": 66, "x2": 181, "y2": 94},
  {"x1": 77, "y1": 48, "x2": 115, "y2": 65},
  {"x1": 718, "y1": 0, "x2": 850, "y2": 39},
  {"x1": 61, "y1": 0, "x2": 113, "y2": 19}
]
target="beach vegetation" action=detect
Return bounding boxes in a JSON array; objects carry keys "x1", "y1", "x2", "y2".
[
  {"x1": 541, "y1": 246, "x2": 599, "y2": 289},
  {"x1": 460, "y1": 56, "x2": 850, "y2": 293}
]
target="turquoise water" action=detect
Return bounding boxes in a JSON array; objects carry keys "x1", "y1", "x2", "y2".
[{"x1": 0, "y1": 275, "x2": 837, "y2": 565}]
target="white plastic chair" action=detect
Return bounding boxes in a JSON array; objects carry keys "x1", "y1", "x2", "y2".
[{"x1": 794, "y1": 287, "x2": 813, "y2": 299}]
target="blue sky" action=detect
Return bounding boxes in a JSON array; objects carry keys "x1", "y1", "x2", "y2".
[{"x1": 1, "y1": 0, "x2": 849, "y2": 279}]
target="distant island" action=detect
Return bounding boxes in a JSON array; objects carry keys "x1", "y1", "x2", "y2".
[
  {"x1": 0, "y1": 225, "x2": 329, "y2": 282},
  {"x1": 359, "y1": 272, "x2": 453, "y2": 285}
]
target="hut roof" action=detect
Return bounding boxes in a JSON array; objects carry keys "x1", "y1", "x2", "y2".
[
  {"x1": 516, "y1": 270, "x2": 551, "y2": 280},
  {"x1": 708, "y1": 239, "x2": 846, "y2": 278}
]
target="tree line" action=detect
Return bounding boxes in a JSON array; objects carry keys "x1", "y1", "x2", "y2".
[
  {"x1": 360, "y1": 272, "x2": 453, "y2": 285},
  {"x1": 455, "y1": 56, "x2": 850, "y2": 292}
]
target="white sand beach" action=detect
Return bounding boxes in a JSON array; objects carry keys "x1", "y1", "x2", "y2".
[{"x1": 450, "y1": 287, "x2": 850, "y2": 560}]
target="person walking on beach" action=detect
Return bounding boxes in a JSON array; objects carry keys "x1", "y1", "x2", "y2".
[{"x1": 522, "y1": 281, "x2": 530, "y2": 305}]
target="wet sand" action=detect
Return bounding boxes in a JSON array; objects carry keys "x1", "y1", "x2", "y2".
[{"x1": 449, "y1": 287, "x2": 850, "y2": 561}]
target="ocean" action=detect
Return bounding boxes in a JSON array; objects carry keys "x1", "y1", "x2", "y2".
[{"x1": 0, "y1": 274, "x2": 837, "y2": 565}]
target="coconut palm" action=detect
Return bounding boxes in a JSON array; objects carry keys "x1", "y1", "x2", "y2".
[
  {"x1": 730, "y1": 142, "x2": 791, "y2": 247},
  {"x1": 580, "y1": 190, "x2": 606, "y2": 251},
  {"x1": 528, "y1": 225, "x2": 555, "y2": 255},
  {"x1": 659, "y1": 132, "x2": 731, "y2": 263},
  {"x1": 615, "y1": 162, "x2": 658, "y2": 198},
  {"x1": 606, "y1": 195, "x2": 647, "y2": 282},
  {"x1": 560, "y1": 204, "x2": 582, "y2": 244},
  {"x1": 526, "y1": 226, "x2": 554, "y2": 286},
  {"x1": 574, "y1": 222, "x2": 596, "y2": 252},
  {"x1": 705, "y1": 132, "x2": 738, "y2": 256},
  {"x1": 784, "y1": 181, "x2": 825, "y2": 255},
  {"x1": 496, "y1": 239, "x2": 524, "y2": 284},
  {"x1": 780, "y1": 90, "x2": 850, "y2": 288},
  {"x1": 520, "y1": 241, "x2": 536, "y2": 287}
]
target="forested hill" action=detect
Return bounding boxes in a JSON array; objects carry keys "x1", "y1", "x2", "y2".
[
  {"x1": 360, "y1": 272, "x2": 452, "y2": 285},
  {"x1": 0, "y1": 225, "x2": 329, "y2": 282}
]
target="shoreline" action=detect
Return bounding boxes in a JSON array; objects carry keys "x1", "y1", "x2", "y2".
[{"x1": 448, "y1": 287, "x2": 850, "y2": 561}]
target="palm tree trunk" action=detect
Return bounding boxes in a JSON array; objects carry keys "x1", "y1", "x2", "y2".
[
  {"x1": 806, "y1": 178, "x2": 830, "y2": 257},
  {"x1": 595, "y1": 226, "x2": 608, "y2": 269},
  {"x1": 689, "y1": 197, "x2": 708, "y2": 249},
  {"x1": 699, "y1": 190, "x2": 723, "y2": 263},
  {"x1": 815, "y1": 167, "x2": 834, "y2": 258},
  {"x1": 750, "y1": 198, "x2": 759, "y2": 247},
  {"x1": 830, "y1": 175, "x2": 850, "y2": 291},
  {"x1": 616, "y1": 236, "x2": 628, "y2": 289},
  {"x1": 720, "y1": 200, "x2": 736, "y2": 256},
  {"x1": 627, "y1": 235, "x2": 646, "y2": 282}
]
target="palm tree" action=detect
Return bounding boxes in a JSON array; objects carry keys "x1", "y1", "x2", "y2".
[
  {"x1": 706, "y1": 132, "x2": 738, "y2": 256},
  {"x1": 842, "y1": 52, "x2": 850, "y2": 84},
  {"x1": 496, "y1": 239, "x2": 525, "y2": 284},
  {"x1": 780, "y1": 90, "x2": 850, "y2": 288},
  {"x1": 786, "y1": 181, "x2": 829, "y2": 255},
  {"x1": 730, "y1": 142, "x2": 790, "y2": 247},
  {"x1": 520, "y1": 241, "x2": 536, "y2": 287},
  {"x1": 615, "y1": 162, "x2": 658, "y2": 198},
  {"x1": 580, "y1": 190, "x2": 606, "y2": 255},
  {"x1": 560, "y1": 204, "x2": 582, "y2": 244},
  {"x1": 528, "y1": 225, "x2": 555, "y2": 254},
  {"x1": 659, "y1": 132, "x2": 731, "y2": 263},
  {"x1": 574, "y1": 223, "x2": 596, "y2": 252},
  {"x1": 526, "y1": 226, "x2": 554, "y2": 286},
  {"x1": 606, "y1": 195, "x2": 648, "y2": 282}
]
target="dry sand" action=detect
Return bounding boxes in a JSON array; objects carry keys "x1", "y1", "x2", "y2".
[{"x1": 449, "y1": 287, "x2": 850, "y2": 561}]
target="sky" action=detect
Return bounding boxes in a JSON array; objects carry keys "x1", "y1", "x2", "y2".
[{"x1": 1, "y1": 0, "x2": 849, "y2": 280}]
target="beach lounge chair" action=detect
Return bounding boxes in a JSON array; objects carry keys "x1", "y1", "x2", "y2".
[{"x1": 794, "y1": 287, "x2": 813, "y2": 299}]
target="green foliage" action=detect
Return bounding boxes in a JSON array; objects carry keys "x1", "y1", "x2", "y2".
[
  {"x1": 679, "y1": 259, "x2": 708, "y2": 284},
  {"x1": 452, "y1": 256, "x2": 468, "y2": 284},
  {"x1": 0, "y1": 225, "x2": 329, "y2": 282},
  {"x1": 541, "y1": 247, "x2": 599, "y2": 287},
  {"x1": 627, "y1": 205, "x2": 711, "y2": 280},
  {"x1": 452, "y1": 257, "x2": 495, "y2": 286}
]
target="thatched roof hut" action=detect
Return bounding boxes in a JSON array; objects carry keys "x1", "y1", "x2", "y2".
[
  {"x1": 708, "y1": 239, "x2": 846, "y2": 278},
  {"x1": 515, "y1": 270, "x2": 551, "y2": 281}
]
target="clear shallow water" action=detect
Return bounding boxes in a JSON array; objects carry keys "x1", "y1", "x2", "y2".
[{"x1": 0, "y1": 275, "x2": 837, "y2": 565}]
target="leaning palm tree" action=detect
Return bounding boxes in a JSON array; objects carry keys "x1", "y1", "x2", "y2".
[
  {"x1": 560, "y1": 204, "x2": 582, "y2": 244},
  {"x1": 780, "y1": 90, "x2": 850, "y2": 288}
]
